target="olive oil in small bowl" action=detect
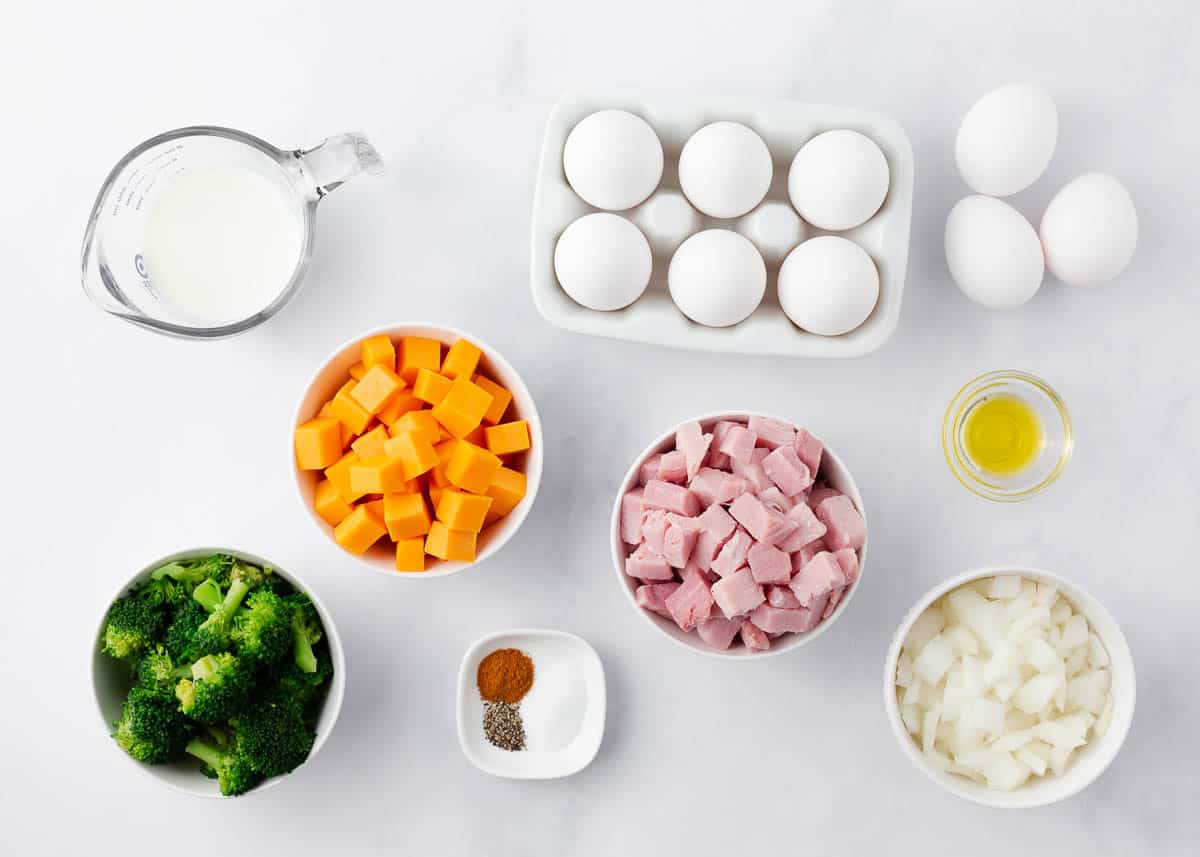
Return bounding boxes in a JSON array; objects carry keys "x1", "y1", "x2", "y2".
[{"x1": 943, "y1": 371, "x2": 1072, "y2": 502}]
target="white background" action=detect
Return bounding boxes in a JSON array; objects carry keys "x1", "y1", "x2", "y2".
[{"x1": 3, "y1": 1, "x2": 1196, "y2": 854}]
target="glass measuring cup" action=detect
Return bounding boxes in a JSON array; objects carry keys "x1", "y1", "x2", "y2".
[{"x1": 81, "y1": 126, "x2": 382, "y2": 338}]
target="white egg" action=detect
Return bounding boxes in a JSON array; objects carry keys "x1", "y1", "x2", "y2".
[
  {"x1": 788, "y1": 130, "x2": 889, "y2": 231},
  {"x1": 553, "y1": 213, "x2": 652, "y2": 311},
  {"x1": 668, "y1": 229, "x2": 766, "y2": 327},
  {"x1": 1040, "y1": 173, "x2": 1138, "y2": 288},
  {"x1": 777, "y1": 236, "x2": 879, "y2": 336},
  {"x1": 956, "y1": 83, "x2": 1057, "y2": 197},
  {"x1": 631, "y1": 191, "x2": 702, "y2": 255},
  {"x1": 678, "y1": 122, "x2": 772, "y2": 219},
  {"x1": 563, "y1": 110, "x2": 663, "y2": 211},
  {"x1": 945, "y1": 195, "x2": 1044, "y2": 309},
  {"x1": 736, "y1": 201, "x2": 807, "y2": 262}
]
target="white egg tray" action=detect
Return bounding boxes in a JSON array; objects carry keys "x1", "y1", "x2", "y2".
[{"x1": 530, "y1": 92, "x2": 914, "y2": 357}]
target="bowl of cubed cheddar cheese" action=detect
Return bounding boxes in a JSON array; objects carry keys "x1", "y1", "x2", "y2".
[
  {"x1": 611, "y1": 412, "x2": 867, "y2": 658},
  {"x1": 293, "y1": 324, "x2": 542, "y2": 577}
]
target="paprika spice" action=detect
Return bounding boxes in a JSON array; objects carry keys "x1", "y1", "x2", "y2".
[{"x1": 476, "y1": 648, "x2": 534, "y2": 704}]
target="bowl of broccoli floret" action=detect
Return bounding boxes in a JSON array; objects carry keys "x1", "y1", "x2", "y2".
[{"x1": 92, "y1": 548, "x2": 345, "y2": 797}]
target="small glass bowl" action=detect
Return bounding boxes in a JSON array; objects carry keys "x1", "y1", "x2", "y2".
[{"x1": 942, "y1": 371, "x2": 1073, "y2": 502}]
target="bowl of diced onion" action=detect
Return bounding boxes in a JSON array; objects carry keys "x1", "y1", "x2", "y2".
[{"x1": 883, "y1": 567, "x2": 1135, "y2": 808}]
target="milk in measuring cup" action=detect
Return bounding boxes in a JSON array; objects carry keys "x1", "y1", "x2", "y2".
[{"x1": 141, "y1": 167, "x2": 304, "y2": 326}]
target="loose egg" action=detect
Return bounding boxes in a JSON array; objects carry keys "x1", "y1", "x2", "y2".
[
  {"x1": 563, "y1": 110, "x2": 664, "y2": 211},
  {"x1": 788, "y1": 130, "x2": 890, "y2": 231},
  {"x1": 944, "y1": 195, "x2": 1044, "y2": 309},
  {"x1": 956, "y1": 83, "x2": 1057, "y2": 197},
  {"x1": 678, "y1": 122, "x2": 773, "y2": 219},
  {"x1": 668, "y1": 229, "x2": 766, "y2": 327},
  {"x1": 632, "y1": 191, "x2": 702, "y2": 255},
  {"x1": 736, "y1": 201, "x2": 807, "y2": 262},
  {"x1": 777, "y1": 236, "x2": 879, "y2": 336},
  {"x1": 553, "y1": 213, "x2": 652, "y2": 311},
  {"x1": 1040, "y1": 173, "x2": 1138, "y2": 288}
]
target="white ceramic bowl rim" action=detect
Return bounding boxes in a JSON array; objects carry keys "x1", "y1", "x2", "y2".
[
  {"x1": 291, "y1": 322, "x2": 544, "y2": 580},
  {"x1": 882, "y1": 565, "x2": 1136, "y2": 808},
  {"x1": 610, "y1": 410, "x2": 867, "y2": 660},
  {"x1": 91, "y1": 546, "x2": 347, "y2": 799}
]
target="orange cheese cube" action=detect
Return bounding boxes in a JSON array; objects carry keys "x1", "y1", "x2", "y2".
[
  {"x1": 425, "y1": 521, "x2": 476, "y2": 562},
  {"x1": 429, "y1": 439, "x2": 458, "y2": 487},
  {"x1": 349, "y1": 456, "x2": 409, "y2": 495},
  {"x1": 412, "y1": 368, "x2": 453, "y2": 405},
  {"x1": 445, "y1": 441, "x2": 502, "y2": 494},
  {"x1": 389, "y1": 410, "x2": 441, "y2": 445},
  {"x1": 398, "y1": 337, "x2": 442, "y2": 383},
  {"x1": 318, "y1": 402, "x2": 356, "y2": 448},
  {"x1": 485, "y1": 420, "x2": 531, "y2": 456},
  {"x1": 348, "y1": 362, "x2": 367, "y2": 381},
  {"x1": 428, "y1": 485, "x2": 446, "y2": 509},
  {"x1": 383, "y1": 492, "x2": 431, "y2": 540},
  {"x1": 376, "y1": 391, "x2": 423, "y2": 427},
  {"x1": 334, "y1": 504, "x2": 387, "y2": 555},
  {"x1": 485, "y1": 467, "x2": 527, "y2": 524},
  {"x1": 328, "y1": 381, "x2": 373, "y2": 435},
  {"x1": 462, "y1": 426, "x2": 486, "y2": 446},
  {"x1": 441, "y1": 339, "x2": 482, "y2": 380},
  {"x1": 294, "y1": 417, "x2": 344, "y2": 470},
  {"x1": 349, "y1": 364, "x2": 404, "y2": 415},
  {"x1": 435, "y1": 489, "x2": 493, "y2": 533},
  {"x1": 431, "y1": 377, "x2": 494, "y2": 438},
  {"x1": 382, "y1": 431, "x2": 439, "y2": 480},
  {"x1": 350, "y1": 424, "x2": 390, "y2": 460},
  {"x1": 472, "y1": 375, "x2": 513, "y2": 424},
  {"x1": 313, "y1": 478, "x2": 354, "y2": 526},
  {"x1": 361, "y1": 334, "x2": 396, "y2": 372},
  {"x1": 324, "y1": 451, "x2": 366, "y2": 503},
  {"x1": 394, "y1": 537, "x2": 426, "y2": 572}
]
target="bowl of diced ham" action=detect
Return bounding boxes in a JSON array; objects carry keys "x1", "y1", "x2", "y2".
[{"x1": 611, "y1": 413, "x2": 867, "y2": 657}]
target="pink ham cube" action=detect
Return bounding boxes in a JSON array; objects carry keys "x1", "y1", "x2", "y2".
[
  {"x1": 740, "y1": 620, "x2": 771, "y2": 652},
  {"x1": 688, "y1": 468, "x2": 750, "y2": 506},
  {"x1": 729, "y1": 492, "x2": 797, "y2": 547},
  {"x1": 676, "y1": 420, "x2": 713, "y2": 481},
  {"x1": 635, "y1": 582, "x2": 680, "y2": 617},
  {"x1": 662, "y1": 518, "x2": 700, "y2": 568},
  {"x1": 640, "y1": 509, "x2": 669, "y2": 555},
  {"x1": 747, "y1": 541, "x2": 791, "y2": 584},
  {"x1": 620, "y1": 489, "x2": 644, "y2": 545},
  {"x1": 816, "y1": 494, "x2": 866, "y2": 551},
  {"x1": 732, "y1": 447, "x2": 773, "y2": 493},
  {"x1": 711, "y1": 527, "x2": 752, "y2": 577},
  {"x1": 708, "y1": 420, "x2": 741, "y2": 469},
  {"x1": 657, "y1": 450, "x2": 688, "y2": 483},
  {"x1": 834, "y1": 548, "x2": 860, "y2": 584},
  {"x1": 748, "y1": 415, "x2": 796, "y2": 449},
  {"x1": 696, "y1": 616, "x2": 741, "y2": 650},
  {"x1": 625, "y1": 545, "x2": 674, "y2": 581},
  {"x1": 691, "y1": 504, "x2": 736, "y2": 571},
  {"x1": 643, "y1": 479, "x2": 700, "y2": 517},
  {"x1": 794, "y1": 429, "x2": 823, "y2": 476},
  {"x1": 665, "y1": 571, "x2": 714, "y2": 631},
  {"x1": 801, "y1": 593, "x2": 830, "y2": 629},
  {"x1": 807, "y1": 485, "x2": 842, "y2": 508},
  {"x1": 711, "y1": 567, "x2": 765, "y2": 618},
  {"x1": 749, "y1": 603, "x2": 814, "y2": 634},
  {"x1": 762, "y1": 444, "x2": 814, "y2": 496},
  {"x1": 639, "y1": 453, "x2": 663, "y2": 487},
  {"x1": 822, "y1": 586, "x2": 845, "y2": 619},
  {"x1": 757, "y1": 487, "x2": 791, "y2": 514},
  {"x1": 718, "y1": 424, "x2": 757, "y2": 465},
  {"x1": 777, "y1": 503, "x2": 828, "y2": 552},
  {"x1": 789, "y1": 551, "x2": 846, "y2": 606},
  {"x1": 767, "y1": 585, "x2": 801, "y2": 608},
  {"x1": 792, "y1": 537, "x2": 828, "y2": 572},
  {"x1": 681, "y1": 561, "x2": 716, "y2": 586}
]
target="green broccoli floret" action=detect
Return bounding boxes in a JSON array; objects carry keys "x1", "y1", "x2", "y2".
[
  {"x1": 188, "y1": 578, "x2": 252, "y2": 657},
  {"x1": 112, "y1": 686, "x2": 193, "y2": 764},
  {"x1": 232, "y1": 589, "x2": 293, "y2": 664},
  {"x1": 175, "y1": 653, "x2": 254, "y2": 724},
  {"x1": 233, "y1": 690, "x2": 315, "y2": 778},
  {"x1": 135, "y1": 646, "x2": 190, "y2": 691},
  {"x1": 162, "y1": 600, "x2": 207, "y2": 661},
  {"x1": 230, "y1": 559, "x2": 274, "y2": 591},
  {"x1": 191, "y1": 578, "x2": 224, "y2": 612},
  {"x1": 274, "y1": 646, "x2": 333, "y2": 717},
  {"x1": 101, "y1": 595, "x2": 165, "y2": 660},
  {"x1": 285, "y1": 593, "x2": 324, "y2": 674},
  {"x1": 184, "y1": 737, "x2": 259, "y2": 796}
]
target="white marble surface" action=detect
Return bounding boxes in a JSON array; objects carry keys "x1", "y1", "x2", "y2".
[{"x1": 3, "y1": 1, "x2": 1197, "y2": 854}]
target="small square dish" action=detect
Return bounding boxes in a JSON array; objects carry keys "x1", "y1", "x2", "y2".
[{"x1": 456, "y1": 629, "x2": 605, "y2": 779}]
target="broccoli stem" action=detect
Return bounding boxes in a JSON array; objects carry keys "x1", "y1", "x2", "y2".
[
  {"x1": 191, "y1": 655, "x2": 220, "y2": 681},
  {"x1": 193, "y1": 579, "x2": 223, "y2": 612},
  {"x1": 292, "y1": 618, "x2": 318, "y2": 674},
  {"x1": 185, "y1": 738, "x2": 223, "y2": 769}
]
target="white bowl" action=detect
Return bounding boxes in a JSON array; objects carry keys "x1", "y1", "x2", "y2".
[
  {"x1": 292, "y1": 323, "x2": 543, "y2": 578},
  {"x1": 883, "y1": 566, "x2": 1136, "y2": 808},
  {"x1": 456, "y1": 629, "x2": 605, "y2": 779},
  {"x1": 91, "y1": 547, "x2": 346, "y2": 798},
  {"x1": 610, "y1": 411, "x2": 868, "y2": 659}
]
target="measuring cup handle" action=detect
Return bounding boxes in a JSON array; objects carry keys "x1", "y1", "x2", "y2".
[{"x1": 293, "y1": 133, "x2": 383, "y2": 197}]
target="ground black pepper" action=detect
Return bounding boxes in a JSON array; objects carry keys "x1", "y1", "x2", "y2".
[{"x1": 482, "y1": 701, "x2": 526, "y2": 751}]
